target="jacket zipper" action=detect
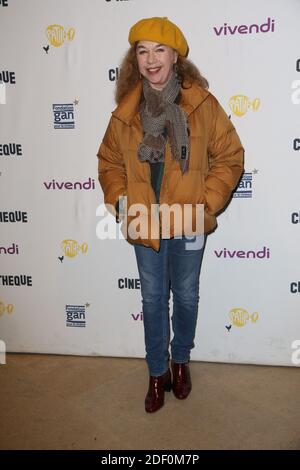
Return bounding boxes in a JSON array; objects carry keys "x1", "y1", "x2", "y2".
[{"x1": 148, "y1": 164, "x2": 163, "y2": 240}]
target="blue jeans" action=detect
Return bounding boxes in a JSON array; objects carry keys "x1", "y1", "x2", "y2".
[{"x1": 133, "y1": 235, "x2": 206, "y2": 376}]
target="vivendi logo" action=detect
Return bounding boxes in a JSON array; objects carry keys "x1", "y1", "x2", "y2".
[
  {"x1": 43, "y1": 178, "x2": 95, "y2": 190},
  {"x1": 214, "y1": 247, "x2": 270, "y2": 259},
  {"x1": 0, "y1": 243, "x2": 19, "y2": 255},
  {"x1": 213, "y1": 17, "x2": 275, "y2": 36}
]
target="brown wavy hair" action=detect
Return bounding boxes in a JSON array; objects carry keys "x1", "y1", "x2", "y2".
[{"x1": 115, "y1": 45, "x2": 209, "y2": 104}]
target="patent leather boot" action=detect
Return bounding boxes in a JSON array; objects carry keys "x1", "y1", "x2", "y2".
[
  {"x1": 145, "y1": 369, "x2": 172, "y2": 413},
  {"x1": 171, "y1": 362, "x2": 192, "y2": 399}
]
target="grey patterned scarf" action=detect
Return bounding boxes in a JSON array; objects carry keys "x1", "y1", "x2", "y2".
[{"x1": 138, "y1": 71, "x2": 190, "y2": 174}]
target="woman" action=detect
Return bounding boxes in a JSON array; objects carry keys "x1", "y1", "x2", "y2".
[{"x1": 97, "y1": 17, "x2": 244, "y2": 413}]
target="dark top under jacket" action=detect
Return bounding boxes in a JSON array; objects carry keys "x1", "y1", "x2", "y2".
[{"x1": 116, "y1": 92, "x2": 182, "y2": 221}]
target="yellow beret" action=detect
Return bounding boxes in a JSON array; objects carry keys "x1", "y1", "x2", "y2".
[{"x1": 128, "y1": 17, "x2": 189, "y2": 57}]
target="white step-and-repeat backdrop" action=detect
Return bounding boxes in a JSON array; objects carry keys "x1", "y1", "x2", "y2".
[{"x1": 1, "y1": 0, "x2": 300, "y2": 366}]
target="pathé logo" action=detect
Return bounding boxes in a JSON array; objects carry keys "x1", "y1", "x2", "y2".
[
  {"x1": 229, "y1": 95, "x2": 260, "y2": 117},
  {"x1": 45, "y1": 24, "x2": 75, "y2": 48}
]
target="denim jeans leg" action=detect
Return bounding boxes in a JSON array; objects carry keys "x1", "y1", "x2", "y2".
[
  {"x1": 133, "y1": 239, "x2": 170, "y2": 376},
  {"x1": 169, "y1": 235, "x2": 206, "y2": 363}
]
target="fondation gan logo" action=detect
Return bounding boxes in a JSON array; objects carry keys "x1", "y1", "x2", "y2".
[
  {"x1": 65, "y1": 303, "x2": 90, "y2": 328},
  {"x1": 233, "y1": 171, "x2": 254, "y2": 198},
  {"x1": 53, "y1": 103, "x2": 75, "y2": 129}
]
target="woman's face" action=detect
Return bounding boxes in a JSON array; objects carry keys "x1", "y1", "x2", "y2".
[{"x1": 136, "y1": 41, "x2": 178, "y2": 90}]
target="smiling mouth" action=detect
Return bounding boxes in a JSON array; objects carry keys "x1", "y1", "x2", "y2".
[{"x1": 147, "y1": 67, "x2": 161, "y2": 73}]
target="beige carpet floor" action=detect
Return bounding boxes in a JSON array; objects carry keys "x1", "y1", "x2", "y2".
[{"x1": 0, "y1": 354, "x2": 299, "y2": 450}]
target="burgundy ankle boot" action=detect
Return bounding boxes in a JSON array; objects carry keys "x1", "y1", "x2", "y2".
[
  {"x1": 145, "y1": 369, "x2": 172, "y2": 413},
  {"x1": 171, "y1": 362, "x2": 192, "y2": 400}
]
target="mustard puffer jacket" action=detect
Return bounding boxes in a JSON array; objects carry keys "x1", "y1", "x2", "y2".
[{"x1": 97, "y1": 80, "x2": 244, "y2": 252}]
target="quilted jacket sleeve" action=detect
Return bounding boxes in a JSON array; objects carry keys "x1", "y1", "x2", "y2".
[
  {"x1": 97, "y1": 116, "x2": 127, "y2": 217},
  {"x1": 204, "y1": 96, "x2": 245, "y2": 216}
]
